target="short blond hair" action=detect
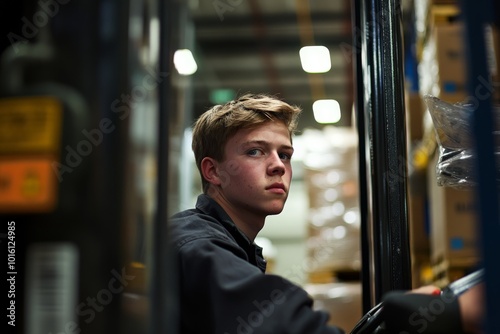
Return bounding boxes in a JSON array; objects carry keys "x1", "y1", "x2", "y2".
[{"x1": 192, "y1": 93, "x2": 302, "y2": 193}]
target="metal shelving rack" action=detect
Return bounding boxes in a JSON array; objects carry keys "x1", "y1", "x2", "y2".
[
  {"x1": 354, "y1": 3, "x2": 500, "y2": 331},
  {"x1": 460, "y1": 0, "x2": 500, "y2": 332}
]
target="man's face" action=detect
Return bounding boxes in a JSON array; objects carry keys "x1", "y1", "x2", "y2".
[{"x1": 216, "y1": 121, "x2": 294, "y2": 217}]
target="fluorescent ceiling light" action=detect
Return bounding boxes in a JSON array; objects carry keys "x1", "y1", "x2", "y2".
[
  {"x1": 312, "y1": 99, "x2": 341, "y2": 124},
  {"x1": 174, "y1": 49, "x2": 197, "y2": 75},
  {"x1": 299, "y1": 46, "x2": 331, "y2": 73}
]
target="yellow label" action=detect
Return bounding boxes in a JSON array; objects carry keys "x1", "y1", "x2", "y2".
[
  {"x1": 0, "y1": 156, "x2": 58, "y2": 212},
  {"x1": 0, "y1": 96, "x2": 62, "y2": 153}
]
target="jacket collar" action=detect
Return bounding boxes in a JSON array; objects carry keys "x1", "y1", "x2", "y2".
[{"x1": 195, "y1": 194, "x2": 267, "y2": 272}]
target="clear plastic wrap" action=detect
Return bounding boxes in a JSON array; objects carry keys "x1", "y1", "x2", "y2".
[{"x1": 423, "y1": 94, "x2": 500, "y2": 187}]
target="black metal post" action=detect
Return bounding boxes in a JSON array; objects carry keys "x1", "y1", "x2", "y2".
[
  {"x1": 355, "y1": 0, "x2": 412, "y2": 306},
  {"x1": 352, "y1": 0, "x2": 372, "y2": 314},
  {"x1": 150, "y1": 0, "x2": 179, "y2": 333}
]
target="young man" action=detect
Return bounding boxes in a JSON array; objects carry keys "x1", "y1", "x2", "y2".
[
  {"x1": 169, "y1": 93, "x2": 483, "y2": 334},
  {"x1": 169, "y1": 94, "x2": 345, "y2": 333}
]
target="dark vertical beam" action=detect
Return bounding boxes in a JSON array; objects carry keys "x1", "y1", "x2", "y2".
[
  {"x1": 356, "y1": 0, "x2": 412, "y2": 305},
  {"x1": 150, "y1": 0, "x2": 179, "y2": 333},
  {"x1": 370, "y1": 0, "x2": 412, "y2": 301},
  {"x1": 459, "y1": 0, "x2": 500, "y2": 333},
  {"x1": 352, "y1": 0, "x2": 372, "y2": 314},
  {"x1": 94, "y1": 2, "x2": 131, "y2": 329}
]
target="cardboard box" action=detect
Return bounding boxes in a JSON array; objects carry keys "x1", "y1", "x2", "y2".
[
  {"x1": 431, "y1": 20, "x2": 499, "y2": 105},
  {"x1": 427, "y1": 154, "x2": 480, "y2": 268},
  {"x1": 431, "y1": 0, "x2": 458, "y2": 6},
  {"x1": 408, "y1": 192, "x2": 430, "y2": 256},
  {"x1": 431, "y1": 260, "x2": 479, "y2": 288},
  {"x1": 306, "y1": 222, "x2": 361, "y2": 274},
  {"x1": 411, "y1": 254, "x2": 433, "y2": 288},
  {"x1": 406, "y1": 92, "x2": 425, "y2": 142},
  {"x1": 433, "y1": 22, "x2": 468, "y2": 103},
  {"x1": 430, "y1": 4, "x2": 460, "y2": 26},
  {"x1": 487, "y1": 25, "x2": 500, "y2": 104}
]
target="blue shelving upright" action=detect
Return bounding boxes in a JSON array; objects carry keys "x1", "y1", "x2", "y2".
[{"x1": 460, "y1": 0, "x2": 500, "y2": 332}]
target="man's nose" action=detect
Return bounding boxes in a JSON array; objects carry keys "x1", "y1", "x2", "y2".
[{"x1": 267, "y1": 153, "x2": 285, "y2": 175}]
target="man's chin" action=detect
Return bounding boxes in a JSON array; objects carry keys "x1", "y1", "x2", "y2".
[{"x1": 266, "y1": 206, "x2": 285, "y2": 215}]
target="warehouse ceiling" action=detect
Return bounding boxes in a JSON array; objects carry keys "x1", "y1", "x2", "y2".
[{"x1": 185, "y1": 0, "x2": 355, "y2": 132}]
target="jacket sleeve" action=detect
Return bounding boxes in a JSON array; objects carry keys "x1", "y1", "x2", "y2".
[{"x1": 177, "y1": 236, "x2": 345, "y2": 334}]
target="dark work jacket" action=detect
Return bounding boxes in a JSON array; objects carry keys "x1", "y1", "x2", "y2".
[{"x1": 169, "y1": 194, "x2": 345, "y2": 334}]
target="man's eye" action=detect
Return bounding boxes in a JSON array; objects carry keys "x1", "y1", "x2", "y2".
[
  {"x1": 247, "y1": 149, "x2": 262, "y2": 156},
  {"x1": 279, "y1": 152, "x2": 292, "y2": 161}
]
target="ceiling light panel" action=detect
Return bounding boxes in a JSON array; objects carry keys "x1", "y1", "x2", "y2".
[
  {"x1": 299, "y1": 46, "x2": 332, "y2": 73},
  {"x1": 312, "y1": 99, "x2": 342, "y2": 124}
]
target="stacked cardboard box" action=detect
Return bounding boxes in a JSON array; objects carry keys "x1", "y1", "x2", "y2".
[
  {"x1": 427, "y1": 153, "x2": 481, "y2": 286},
  {"x1": 488, "y1": 25, "x2": 500, "y2": 104},
  {"x1": 419, "y1": 4, "x2": 499, "y2": 104},
  {"x1": 301, "y1": 127, "x2": 361, "y2": 282},
  {"x1": 414, "y1": 2, "x2": 496, "y2": 285},
  {"x1": 418, "y1": 15, "x2": 467, "y2": 104},
  {"x1": 299, "y1": 128, "x2": 363, "y2": 333}
]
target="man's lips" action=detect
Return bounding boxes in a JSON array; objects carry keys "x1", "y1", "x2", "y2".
[{"x1": 267, "y1": 183, "x2": 286, "y2": 194}]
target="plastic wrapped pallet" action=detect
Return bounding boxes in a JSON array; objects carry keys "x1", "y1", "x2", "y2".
[{"x1": 424, "y1": 94, "x2": 500, "y2": 188}]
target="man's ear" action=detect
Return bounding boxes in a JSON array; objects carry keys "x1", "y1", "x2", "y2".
[{"x1": 200, "y1": 157, "x2": 222, "y2": 186}]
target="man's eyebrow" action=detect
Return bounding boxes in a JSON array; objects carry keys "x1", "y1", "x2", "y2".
[{"x1": 241, "y1": 140, "x2": 294, "y2": 151}]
